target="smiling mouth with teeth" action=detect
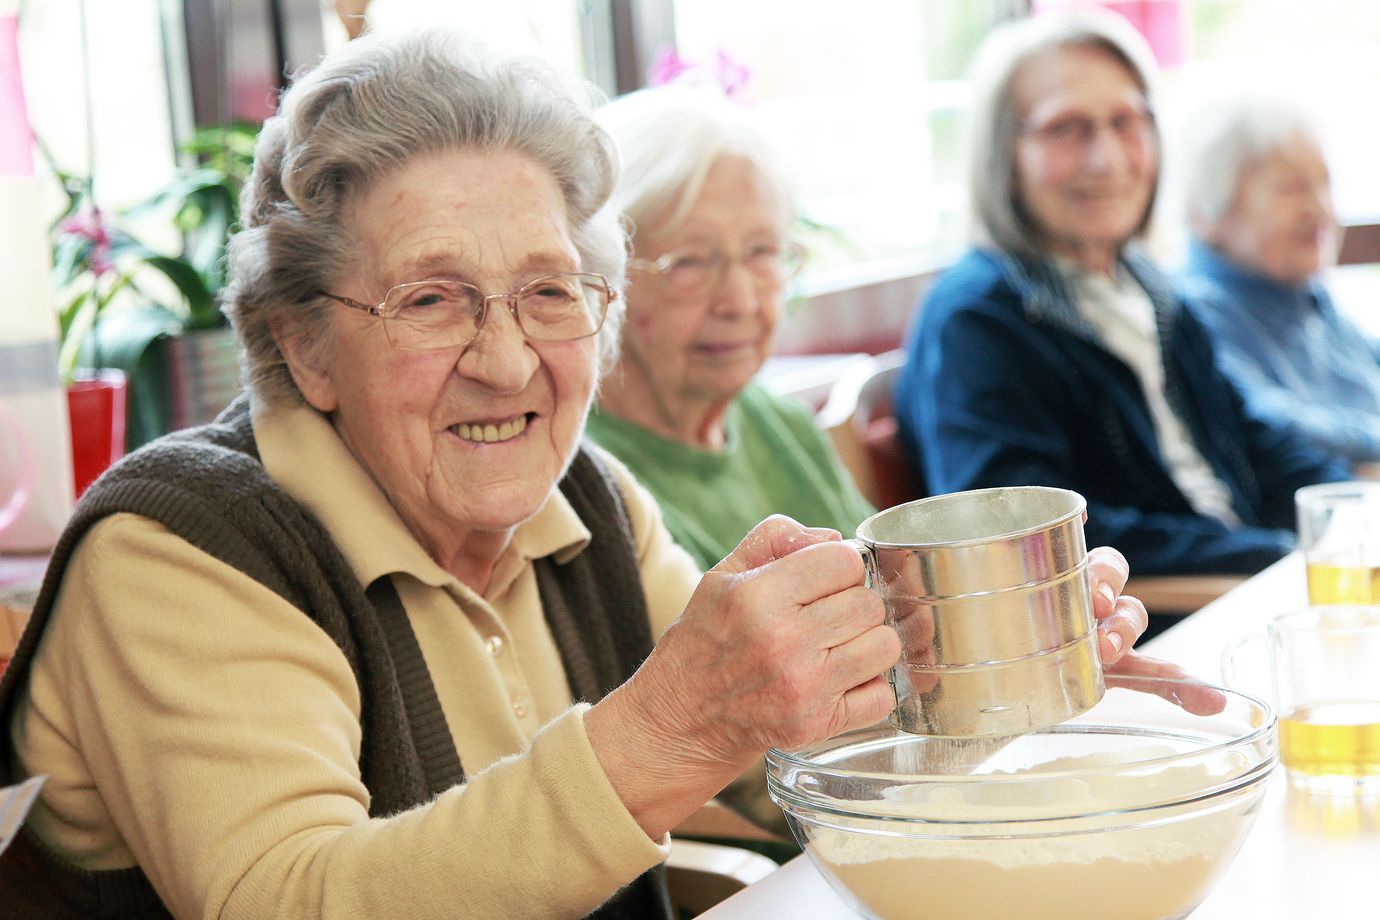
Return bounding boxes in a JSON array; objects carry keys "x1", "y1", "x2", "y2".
[{"x1": 452, "y1": 413, "x2": 531, "y2": 444}]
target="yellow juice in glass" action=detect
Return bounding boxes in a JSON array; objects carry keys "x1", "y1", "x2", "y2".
[
  {"x1": 1279, "y1": 699, "x2": 1380, "y2": 781},
  {"x1": 1306, "y1": 562, "x2": 1380, "y2": 605}
]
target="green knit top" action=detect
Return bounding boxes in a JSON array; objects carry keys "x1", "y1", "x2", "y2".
[{"x1": 585, "y1": 383, "x2": 875, "y2": 570}]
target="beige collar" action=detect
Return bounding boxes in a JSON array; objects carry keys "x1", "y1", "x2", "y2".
[{"x1": 251, "y1": 398, "x2": 590, "y2": 601}]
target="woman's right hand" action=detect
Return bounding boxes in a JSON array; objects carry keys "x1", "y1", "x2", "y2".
[{"x1": 585, "y1": 515, "x2": 901, "y2": 839}]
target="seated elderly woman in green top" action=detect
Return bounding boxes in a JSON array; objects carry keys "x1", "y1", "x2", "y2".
[
  {"x1": 584, "y1": 87, "x2": 875, "y2": 570},
  {"x1": 0, "y1": 29, "x2": 1164, "y2": 920}
]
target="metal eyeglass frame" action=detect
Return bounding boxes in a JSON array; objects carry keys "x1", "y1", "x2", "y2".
[
  {"x1": 626, "y1": 240, "x2": 808, "y2": 295},
  {"x1": 316, "y1": 271, "x2": 619, "y2": 350}
]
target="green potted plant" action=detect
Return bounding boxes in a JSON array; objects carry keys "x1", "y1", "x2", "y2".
[
  {"x1": 52, "y1": 122, "x2": 258, "y2": 452},
  {"x1": 48, "y1": 171, "x2": 143, "y2": 495}
]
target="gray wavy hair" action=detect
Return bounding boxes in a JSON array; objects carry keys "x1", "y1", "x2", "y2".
[
  {"x1": 224, "y1": 29, "x2": 627, "y2": 407},
  {"x1": 1180, "y1": 95, "x2": 1324, "y2": 235},
  {"x1": 965, "y1": 10, "x2": 1161, "y2": 260}
]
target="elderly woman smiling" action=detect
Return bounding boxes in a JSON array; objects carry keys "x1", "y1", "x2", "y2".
[
  {"x1": 0, "y1": 30, "x2": 1153, "y2": 920},
  {"x1": 584, "y1": 87, "x2": 875, "y2": 570},
  {"x1": 1179, "y1": 96, "x2": 1380, "y2": 465},
  {"x1": 893, "y1": 10, "x2": 1348, "y2": 578}
]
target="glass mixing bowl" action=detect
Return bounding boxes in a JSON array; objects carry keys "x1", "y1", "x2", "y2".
[{"x1": 766, "y1": 675, "x2": 1275, "y2": 920}]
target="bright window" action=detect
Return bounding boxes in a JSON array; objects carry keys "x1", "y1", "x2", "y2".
[
  {"x1": 1172, "y1": 0, "x2": 1380, "y2": 223},
  {"x1": 20, "y1": 0, "x2": 176, "y2": 245},
  {"x1": 327, "y1": 0, "x2": 589, "y2": 77},
  {"x1": 673, "y1": 0, "x2": 1002, "y2": 285},
  {"x1": 674, "y1": 0, "x2": 1380, "y2": 292}
]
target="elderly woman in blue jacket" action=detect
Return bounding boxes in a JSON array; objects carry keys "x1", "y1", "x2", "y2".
[
  {"x1": 1179, "y1": 96, "x2": 1380, "y2": 465},
  {"x1": 894, "y1": 10, "x2": 1348, "y2": 577}
]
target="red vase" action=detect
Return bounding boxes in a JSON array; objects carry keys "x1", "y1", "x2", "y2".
[{"x1": 67, "y1": 369, "x2": 128, "y2": 498}]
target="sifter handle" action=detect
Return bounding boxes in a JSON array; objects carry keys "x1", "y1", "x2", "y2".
[{"x1": 843, "y1": 538, "x2": 877, "y2": 589}]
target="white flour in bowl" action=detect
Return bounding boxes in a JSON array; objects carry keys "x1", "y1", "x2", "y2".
[{"x1": 805, "y1": 747, "x2": 1261, "y2": 920}]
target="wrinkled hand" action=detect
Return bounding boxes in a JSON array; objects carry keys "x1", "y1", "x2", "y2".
[
  {"x1": 1086, "y1": 545, "x2": 1147, "y2": 666},
  {"x1": 1091, "y1": 546, "x2": 1227, "y2": 715},
  {"x1": 629, "y1": 515, "x2": 901, "y2": 771},
  {"x1": 1105, "y1": 651, "x2": 1229, "y2": 715}
]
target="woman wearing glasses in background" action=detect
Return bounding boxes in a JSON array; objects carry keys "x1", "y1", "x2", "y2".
[
  {"x1": 893, "y1": 9, "x2": 1347, "y2": 578},
  {"x1": 586, "y1": 87, "x2": 875, "y2": 571}
]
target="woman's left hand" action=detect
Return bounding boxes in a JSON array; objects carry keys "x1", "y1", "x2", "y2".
[
  {"x1": 1088, "y1": 545, "x2": 1227, "y2": 715},
  {"x1": 1086, "y1": 545, "x2": 1145, "y2": 665}
]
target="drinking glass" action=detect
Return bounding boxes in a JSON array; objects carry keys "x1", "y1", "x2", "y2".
[
  {"x1": 1224, "y1": 606, "x2": 1380, "y2": 794},
  {"x1": 1296, "y1": 482, "x2": 1380, "y2": 605},
  {"x1": 0, "y1": 403, "x2": 34, "y2": 536}
]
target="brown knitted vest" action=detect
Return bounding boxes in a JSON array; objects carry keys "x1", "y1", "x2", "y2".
[{"x1": 0, "y1": 395, "x2": 669, "y2": 919}]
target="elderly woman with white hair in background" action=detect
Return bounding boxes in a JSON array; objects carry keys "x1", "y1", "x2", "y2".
[
  {"x1": 584, "y1": 87, "x2": 876, "y2": 571},
  {"x1": 893, "y1": 9, "x2": 1349, "y2": 579},
  {"x1": 1179, "y1": 96, "x2": 1380, "y2": 464}
]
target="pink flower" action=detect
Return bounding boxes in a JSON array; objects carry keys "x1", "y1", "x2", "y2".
[
  {"x1": 59, "y1": 205, "x2": 114, "y2": 277},
  {"x1": 649, "y1": 48, "x2": 696, "y2": 87},
  {"x1": 713, "y1": 49, "x2": 751, "y2": 98},
  {"x1": 647, "y1": 47, "x2": 752, "y2": 97}
]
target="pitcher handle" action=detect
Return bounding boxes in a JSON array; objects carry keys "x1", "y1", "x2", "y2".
[{"x1": 1221, "y1": 633, "x2": 1266, "y2": 688}]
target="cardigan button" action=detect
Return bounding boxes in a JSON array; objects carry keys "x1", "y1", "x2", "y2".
[
  {"x1": 485, "y1": 635, "x2": 504, "y2": 658},
  {"x1": 512, "y1": 697, "x2": 528, "y2": 718}
]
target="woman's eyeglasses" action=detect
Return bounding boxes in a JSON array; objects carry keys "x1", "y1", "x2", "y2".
[
  {"x1": 628, "y1": 240, "x2": 807, "y2": 298},
  {"x1": 1022, "y1": 108, "x2": 1155, "y2": 155},
  {"x1": 318, "y1": 272, "x2": 615, "y2": 351}
]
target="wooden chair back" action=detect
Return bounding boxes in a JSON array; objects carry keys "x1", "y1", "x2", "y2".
[{"x1": 816, "y1": 350, "x2": 920, "y2": 511}]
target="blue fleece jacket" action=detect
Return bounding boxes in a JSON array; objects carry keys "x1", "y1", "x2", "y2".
[
  {"x1": 1181, "y1": 241, "x2": 1380, "y2": 462},
  {"x1": 894, "y1": 247, "x2": 1350, "y2": 576}
]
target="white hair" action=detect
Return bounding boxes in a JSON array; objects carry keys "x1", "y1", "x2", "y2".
[
  {"x1": 595, "y1": 85, "x2": 796, "y2": 242},
  {"x1": 965, "y1": 9, "x2": 1161, "y2": 259},
  {"x1": 1179, "y1": 95, "x2": 1325, "y2": 234}
]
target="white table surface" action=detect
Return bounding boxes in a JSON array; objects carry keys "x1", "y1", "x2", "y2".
[{"x1": 702, "y1": 553, "x2": 1380, "y2": 918}]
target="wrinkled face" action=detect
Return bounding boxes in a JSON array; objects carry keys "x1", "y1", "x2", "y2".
[
  {"x1": 623, "y1": 154, "x2": 788, "y2": 407},
  {"x1": 1013, "y1": 46, "x2": 1157, "y2": 267},
  {"x1": 303, "y1": 149, "x2": 598, "y2": 542},
  {"x1": 1210, "y1": 139, "x2": 1336, "y2": 286}
]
